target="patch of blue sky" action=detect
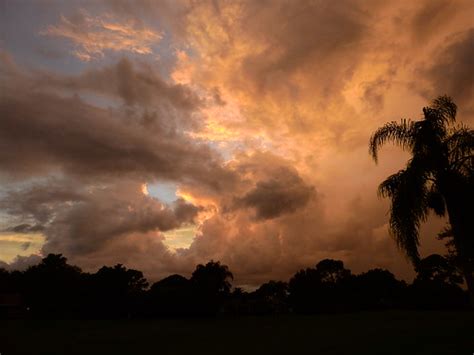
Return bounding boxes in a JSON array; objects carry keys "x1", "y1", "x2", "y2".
[
  {"x1": 147, "y1": 181, "x2": 178, "y2": 204},
  {"x1": 0, "y1": 1, "x2": 172, "y2": 76},
  {"x1": 0, "y1": 1, "x2": 90, "y2": 74}
]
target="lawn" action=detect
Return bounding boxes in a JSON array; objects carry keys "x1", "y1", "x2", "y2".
[{"x1": 1, "y1": 311, "x2": 473, "y2": 355}]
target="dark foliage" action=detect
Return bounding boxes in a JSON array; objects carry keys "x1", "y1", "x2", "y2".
[
  {"x1": 146, "y1": 274, "x2": 195, "y2": 317},
  {"x1": 369, "y1": 95, "x2": 474, "y2": 305},
  {"x1": 351, "y1": 269, "x2": 406, "y2": 309},
  {"x1": 0, "y1": 253, "x2": 468, "y2": 319},
  {"x1": 408, "y1": 254, "x2": 466, "y2": 309}
]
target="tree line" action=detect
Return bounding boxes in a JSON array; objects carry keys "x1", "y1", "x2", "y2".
[{"x1": 0, "y1": 252, "x2": 468, "y2": 319}]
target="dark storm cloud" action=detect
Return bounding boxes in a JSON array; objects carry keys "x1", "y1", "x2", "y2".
[
  {"x1": 410, "y1": 0, "x2": 459, "y2": 43},
  {"x1": 235, "y1": 167, "x2": 314, "y2": 220},
  {"x1": 1, "y1": 180, "x2": 85, "y2": 224},
  {"x1": 173, "y1": 198, "x2": 202, "y2": 222},
  {"x1": 361, "y1": 69, "x2": 396, "y2": 112},
  {"x1": 238, "y1": 0, "x2": 372, "y2": 94},
  {"x1": 2, "y1": 180, "x2": 200, "y2": 256},
  {"x1": 0, "y1": 54, "x2": 237, "y2": 191},
  {"x1": 41, "y1": 58, "x2": 201, "y2": 110},
  {"x1": 5, "y1": 224, "x2": 45, "y2": 234},
  {"x1": 42, "y1": 182, "x2": 199, "y2": 255},
  {"x1": 419, "y1": 28, "x2": 474, "y2": 110}
]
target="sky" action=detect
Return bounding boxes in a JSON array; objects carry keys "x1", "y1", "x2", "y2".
[{"x1": 0, "y1": 0, "x2": 473, "y2": 286}]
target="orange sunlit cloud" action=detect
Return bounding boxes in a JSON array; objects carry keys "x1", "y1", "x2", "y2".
[{"x1": 41, "y1": 10, "x2": 162, "y2": 61}]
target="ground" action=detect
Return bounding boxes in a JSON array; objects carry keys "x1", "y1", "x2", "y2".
[{"x1": 2, "y1": 311, "x2": 473, "y2": 354}]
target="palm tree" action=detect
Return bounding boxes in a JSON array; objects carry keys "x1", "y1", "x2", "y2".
[{"x1": 369, "y1": 96, "x2": 474, "y2": 306}]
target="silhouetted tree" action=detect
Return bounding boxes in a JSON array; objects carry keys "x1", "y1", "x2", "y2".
[
  {"x1": 369, "y1": 96, "x2": 474, "y2": 305},
  {"x1": 252, "y1": 281, "x2": 289, "y2": 314},
  {"x1": 437, "y1": 226, "x2": 471, "y2": 282},
  {"x1": 89, "y1": 264, "x2": 148, "y2": 317},
  {"x1": 409, "y1": 254, "x2": 466, "y2": 309},
  {"x1": 289, "y1": 259, "x2": 352, "y2": 313},
  {"x1": 288, "y1": 267, "x2": 320, "y2": 313},
  {"x1": 224, "y1": 287, "x2": 251, "y2": 315},
  {"x1": 0, "y1": 268, "x2": 25, "y2": 318},
  {"x1": 191, "y1": 260, "x2": 233, "y2": 315},
  {"x1": 3, "y1": 253, "x2": 469, "y2": 319},
  {"x1": 315, "y1": 259, "x2": 351, "y2": 283},
  {"x1": 0, "y1": 268, "x2": 17, "y2": 293},
  {"x1": 191, "y1": 260, "x2": 233, "y2": 294},
  {"x1": 315, "y1": 259, "x2": 353, "y2": 312},
  {"x1": 352, "y1": 268, "x2": 406, "y2": 309},
  {"x1": 147, "y1": 274, "x2": 193, "y2": 316},
  {"x1": 22, "y1": 254, "x2": 83, "y2": 317},
  {"x1": 414, "y1": 254, "x2": 463, "y2": 285}
]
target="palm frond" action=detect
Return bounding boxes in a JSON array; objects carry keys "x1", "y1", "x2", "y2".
[
  {"x1": 446, "y1": 125, "x2": 474, "y2": 173},
  {"x1": 378, "y1": 171, "x2": 403, "y2": 199},
  {"x1": 378, "y1": 160, "x2": 430, "y2": 263},
  {"x1": 369, "y1": 119, "x2": 415, "y2": 163},
  {"x1": 370, "y1": 96, "x2": 474, "y2": 270},
  {"x1": 431, "y1": 95, "x2": 457, "y2": 124},
  {"x1": 421, "y1": 96, "x2": 457, "y2": 135},
  {"x1": 426, "y1": 184, "x2": 446, "y2": 217}
]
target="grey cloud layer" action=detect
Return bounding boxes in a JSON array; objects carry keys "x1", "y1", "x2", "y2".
[
  {"x1": 42, "y1": 58, "x2": 201, "y2": 111},
  {"x1": 0, "y1": 54, "x2": 236, "y2": 191}
]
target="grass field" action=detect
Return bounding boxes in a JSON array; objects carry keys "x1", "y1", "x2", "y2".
[{"x1": 1, "y1": 311, "x2": 473, "y2": 355}]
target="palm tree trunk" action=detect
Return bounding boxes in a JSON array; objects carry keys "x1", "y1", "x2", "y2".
[
  {"x1": 442, "y1": 181, "x2": 474, "y2": 308},
  {"x1": 450, "y1": 232, "x2": 474, "y2": 308},
  {"x1": 462, "y1": 267, "x2": 474, "y2": 307}
]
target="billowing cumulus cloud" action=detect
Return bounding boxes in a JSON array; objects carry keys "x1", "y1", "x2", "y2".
[
  {"x1": 1, "y1": 179, "x2": 201, "y2": 278},
  {"x1": 0, "y1": 53, "x2": 236, "y2": 191},
  {"x1": 1, "y1": 0, "x2": 473, "y2": 285},
  {"x1": 234, "y1": 164, "x2": 314, "y2": 220},
  {"x1": 5, "y1": 224, "x2": 45, "y2": 234}
]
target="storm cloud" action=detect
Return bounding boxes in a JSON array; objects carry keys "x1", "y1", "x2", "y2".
[
  {"x1": 419, "y1": 28, "x2": 474, "y2": 111},
  {"x1": 235, "y1": 167, "x2": 314, "y2": 220},
  {"x1": 0, "y1": 53, "x2": 236, "y2": 192},
  {"x1": 1, "y1": 0, "x2": 472, "y2": 285}
]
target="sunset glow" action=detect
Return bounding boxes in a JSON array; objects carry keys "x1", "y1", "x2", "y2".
[{"x1": 1, "y1": 0, "x2": 473, "y2": 287}]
